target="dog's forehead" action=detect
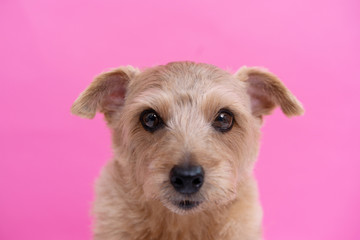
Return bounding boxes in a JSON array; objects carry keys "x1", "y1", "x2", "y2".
[
  {"x1": 157, "y1": 62, "x2": 231, "y2": 89},
  {"x1": 129, "y1": 62, "x2": 237, "y2": 96}
]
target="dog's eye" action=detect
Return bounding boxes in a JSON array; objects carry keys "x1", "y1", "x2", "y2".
[
  {"x1": 212, "y1": 109, "x2": 234, "y2": 132},
  {"x1": 140, "y1": 109, "x2": 164, "y2": 132}
]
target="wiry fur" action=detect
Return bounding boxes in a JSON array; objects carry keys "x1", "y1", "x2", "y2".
[{"x1": 71, "y1": 62, "x2": 303, "y2": 240}]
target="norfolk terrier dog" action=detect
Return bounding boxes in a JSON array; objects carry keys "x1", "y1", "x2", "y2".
[{"x1": 71, "y1": 62, "x2": 303, "y2": 240}]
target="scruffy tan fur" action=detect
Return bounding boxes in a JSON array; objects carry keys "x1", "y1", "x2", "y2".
[{"x1": 71, "y1": 62, "x2": 304, "y2": 240}]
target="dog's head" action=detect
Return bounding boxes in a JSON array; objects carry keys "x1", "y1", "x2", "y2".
[{"x1": 72, "y1": 62, "x2": 303, "y2": 214}]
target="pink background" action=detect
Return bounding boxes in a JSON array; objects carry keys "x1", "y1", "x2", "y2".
[{"x1": 1, "y1": 0, "x2": 359, "y2": 239}]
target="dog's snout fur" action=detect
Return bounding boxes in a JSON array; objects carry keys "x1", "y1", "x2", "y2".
[{"x1": 71, "y1": 61, "x2": 304, "y2": 240}]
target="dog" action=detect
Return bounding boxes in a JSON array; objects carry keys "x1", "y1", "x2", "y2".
[{"x1": 71, "y1": 61, "x2": 304, "y2": 240}]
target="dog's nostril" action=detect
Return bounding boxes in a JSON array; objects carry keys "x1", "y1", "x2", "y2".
[
  {"x1": 171, "y1": 176, "x2": 184, "y2": 187},
  {"x1": 170, "y1": 165, "x2": 204, "y2": 194},
  {"x1": 192, "y1": 177, "x2": 202, "y2": 187}
]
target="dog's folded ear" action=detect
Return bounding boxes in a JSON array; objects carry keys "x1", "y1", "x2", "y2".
[
  {"x1": 236, "y1": 67, "x2": 304, "y2": 118},
  {"x1": 71, "y1": 66, "x2": 140, "y2": 119}
]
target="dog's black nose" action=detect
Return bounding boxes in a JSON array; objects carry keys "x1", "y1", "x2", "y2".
[{"x1": 170, "y1": 165, "x2": 204, "y2": 194}]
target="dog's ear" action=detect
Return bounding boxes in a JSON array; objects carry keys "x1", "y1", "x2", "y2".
[
  {"x1": 71, "y1": 66, "x2": 140, "y2": 119},
  {"x1": 236, "y1": 66, "x2": 304, "y2": 118}
]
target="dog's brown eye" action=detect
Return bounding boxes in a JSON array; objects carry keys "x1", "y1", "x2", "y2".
[
  {"x1": 140, "y1": 109, "x2": 164, "y2": 132},
  {"x1": 212, "y1": 109, "x2": 234, "y2": 132}
]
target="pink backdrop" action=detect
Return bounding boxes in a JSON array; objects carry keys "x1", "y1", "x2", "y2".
[{"x1": 1, "y1": 0, "x2": 359, "y2": 239}]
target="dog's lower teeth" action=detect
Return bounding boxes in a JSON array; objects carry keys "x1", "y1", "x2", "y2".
[{"x1": 179, "y1": 200, "x2": 191, "y2": 207}]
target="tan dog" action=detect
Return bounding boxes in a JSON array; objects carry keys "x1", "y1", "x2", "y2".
[{"x1": 71, "y1": 62, "x2": 303, "y2": 240}]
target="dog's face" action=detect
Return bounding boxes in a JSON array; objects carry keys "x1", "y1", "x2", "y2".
[{"x1": 72, "y1": 62, "x2": 303, "y2": 214}]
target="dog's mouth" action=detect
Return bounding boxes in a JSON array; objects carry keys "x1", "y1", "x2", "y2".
[{"x1": 172, "y1": 199, "x2": 202, "y2": 210}]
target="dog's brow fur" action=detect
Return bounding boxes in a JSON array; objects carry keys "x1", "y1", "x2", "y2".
[{"x1": 71, "y1": 61, "x2": 304, "y2": 240}]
